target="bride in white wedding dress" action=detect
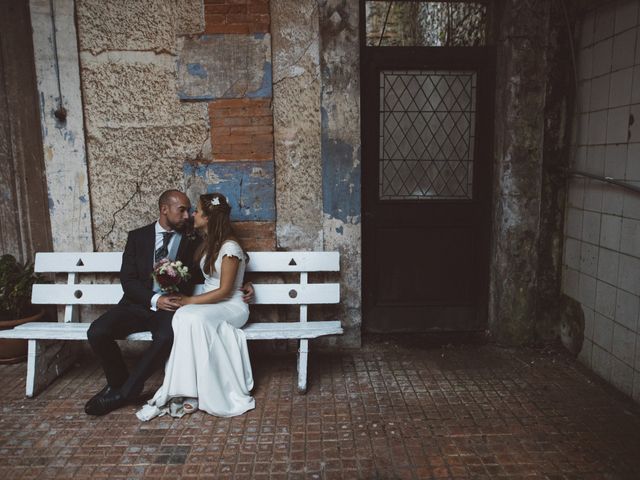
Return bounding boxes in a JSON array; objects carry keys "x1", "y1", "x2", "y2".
[{"x1": 137, "y1": 193, "x2": 254, "y2": 421}]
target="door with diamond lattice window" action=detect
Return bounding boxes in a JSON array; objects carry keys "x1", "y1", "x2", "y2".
[{"x1": 362, "y1": 47, "x2": 494, "y2": 332}]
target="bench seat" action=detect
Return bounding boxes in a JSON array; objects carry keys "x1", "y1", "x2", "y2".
[{"x1": 2, "y1": 321, "x2": 343, "y2": 341}]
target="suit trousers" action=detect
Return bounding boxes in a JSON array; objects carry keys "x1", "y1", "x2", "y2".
[{"x1": 87, "y1": 304, "x2": 175, "y2": 399}]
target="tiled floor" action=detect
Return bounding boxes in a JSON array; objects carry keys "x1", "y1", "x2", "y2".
[{"x1": 0, "y1": 337, "x2": 639, "y2": 479}]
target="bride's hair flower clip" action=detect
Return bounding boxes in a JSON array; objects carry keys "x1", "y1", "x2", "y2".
[{"x1": 211, "y1": 197, "x2": 221, "y2": 206}]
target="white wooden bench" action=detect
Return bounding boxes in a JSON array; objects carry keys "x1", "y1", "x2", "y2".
[{"x1": 0, "y1": 251, "x2": 342, "y2": 397}]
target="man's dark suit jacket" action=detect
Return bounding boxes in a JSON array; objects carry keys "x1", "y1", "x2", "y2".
[{"x1": 119, "y1": 222, "x2": 203, "y2": 307}]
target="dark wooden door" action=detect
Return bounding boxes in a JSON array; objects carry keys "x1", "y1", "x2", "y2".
[{"x1": 362, "y1": 47, "x2": 494, "y2": 332}]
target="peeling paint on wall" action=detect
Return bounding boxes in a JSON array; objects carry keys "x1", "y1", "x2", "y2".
[
  {"x1": 184, "y1": 162, "x2": 276, "y2": 222},
  {"x1": 319, "y1": 0, "x2": 362, "y2": 347},
  {"x1": 321, "y1": 108, "x2": 361, "y2": 223},
  {"x1": 31, "y1": 0, "x2": 93, "y2": 251},
  {"x1": 177, "y1": 34, "x2": 272, "y2": 100}
]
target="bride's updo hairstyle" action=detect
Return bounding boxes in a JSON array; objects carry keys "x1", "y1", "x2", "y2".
[{"x1": 196, "y1": 192, "x2": 243, "y2": 274}]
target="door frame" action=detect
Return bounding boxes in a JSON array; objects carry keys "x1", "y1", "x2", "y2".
[{"x1": 360, "y1": 43, "x2": 496, "y2": 332}]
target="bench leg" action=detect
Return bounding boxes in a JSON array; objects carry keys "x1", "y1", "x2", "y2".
[
  {"x1": 26, "y1": 340, "x2": 79, "y2": 398},
  {"x1": 297, "y1": 339, "x2": 309, "y2": 394}
]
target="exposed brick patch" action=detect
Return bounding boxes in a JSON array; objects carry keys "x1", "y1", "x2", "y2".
[
  {"x1": 233, "y1": 221, "x2": 275, "y2": 251},
  {"x1": 209, "y1": 98, "x2": 274, "y2": 161},
  {"x1": 204, "y1": 0, "x2": 270, "y2": 34}
]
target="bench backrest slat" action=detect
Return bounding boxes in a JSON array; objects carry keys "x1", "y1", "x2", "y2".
[
  {"x1": 35, "y1": 252, "x2": 123, "y2": 273},
  {"x1": 35, "y1": 251, "x2": 340, "y2": 273},
  {"x1": 33, "y1": 283, "x2": 339, "y2": 306},
  {"x1": 244, "y1": 252, "x2": 339, "y2": 272},
  {"x1": 32, "y1": 284, "x2": 124, "y2": 304}
]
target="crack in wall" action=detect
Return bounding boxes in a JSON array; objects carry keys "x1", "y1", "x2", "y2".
[{"x1": 99, "y1": 181, "x2": 142, "y2": 247}]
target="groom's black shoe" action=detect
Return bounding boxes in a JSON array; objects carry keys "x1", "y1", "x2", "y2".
[
  {"x1": 85, "y1": 384, "x2": 116, "y2": 411},
  {"x1": 84, "y1": 388, "x2": 127, "y2": 416}
]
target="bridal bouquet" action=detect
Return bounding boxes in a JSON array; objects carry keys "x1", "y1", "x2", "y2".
[{"x1": 152, "y1": 259, "x2": 190, "y2": 293}]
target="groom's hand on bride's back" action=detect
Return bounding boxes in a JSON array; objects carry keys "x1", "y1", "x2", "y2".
[{"x1": 157, "y1": 295, "x2": 182, "y2": 311}]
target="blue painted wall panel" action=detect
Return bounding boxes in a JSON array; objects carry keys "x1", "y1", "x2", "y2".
[
  {"x1": 184, "y1": 162, "x2": 275, "y2": 222},
  {"x1": 321, "y1": 109, "x2": 361, "y2": 223}
]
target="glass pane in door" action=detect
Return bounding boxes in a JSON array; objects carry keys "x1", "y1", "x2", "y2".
[{"x1": 379, "y1": 70, "x2": 477, "y2": 200}]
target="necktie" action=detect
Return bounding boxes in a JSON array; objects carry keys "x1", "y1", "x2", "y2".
[{"x1": 155, "y1": 232, "x2": 174, "y2": 262}]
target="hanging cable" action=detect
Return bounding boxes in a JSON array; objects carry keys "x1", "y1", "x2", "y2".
[
  {"x1": 378, "y1": 1, "x2": 394, "y2": 47},
  {"x1": 559, "y1": 0, "x2": 579, "y2": 110},
  {"x1": 49, "y1": 0, "x2": 67, "y2": 122}
]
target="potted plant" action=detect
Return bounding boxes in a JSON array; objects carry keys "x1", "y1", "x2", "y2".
[{"x1": 0, "y1": 254, "x2": 45, "y2": 363}]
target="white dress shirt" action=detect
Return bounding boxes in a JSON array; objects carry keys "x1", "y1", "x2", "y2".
[{"x1": 150, "y1": 221, "x2": 182, "y2": 310}]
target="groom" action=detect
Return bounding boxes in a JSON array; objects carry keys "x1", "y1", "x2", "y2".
[{"x1": 85, "y1": 189, "x2": 245, "y2": 416}]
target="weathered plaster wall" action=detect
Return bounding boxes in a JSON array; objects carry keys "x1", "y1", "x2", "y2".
[
  {"x1": 271, "y1": 0, "x2": 323, "y2": 250},
  {"x1": 76, "y1": 0, "x2": 208, "y2": 250},
  {"x1": 536, "y1": 2, "x2": 579, "y2": 342},
  {"x1": 319, "y1": 0, "x2": 362, "y2": 347},
  {"x1": 30, "y1": 0, "x2": 93, "y2": 251},
  {"x1": 489, "y1": 0, "x2": 551, "y2": 345},
  {"x1": 270, "y1": 0, "x2": 361, "y2": 347}
]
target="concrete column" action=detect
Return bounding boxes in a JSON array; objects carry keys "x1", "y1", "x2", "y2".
[
  {"x1": 319, "y1": 0, "x2": 362, "y2": 347},
  {"x1": 30, "y1": 0, "x2": 93, "y2": 251},
  {"x1": 271, "y1": 0, "x2": 324, "y2": 251},
  {"x1": 489, "y1": 0, "x2": 551, "y2": 345}
]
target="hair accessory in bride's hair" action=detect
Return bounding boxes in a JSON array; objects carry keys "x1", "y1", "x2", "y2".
[{"x1": 211, "y1": 197, "x2": 221, "y2": 206}]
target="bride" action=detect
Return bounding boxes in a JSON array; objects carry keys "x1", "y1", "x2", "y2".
[{"x1": 137, "y1": 192, "x2": 254, "y2": 420}]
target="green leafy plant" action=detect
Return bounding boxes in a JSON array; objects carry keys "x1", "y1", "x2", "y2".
[{"x1": 0, "y1": 254, "x2": 43, "y2": 321}]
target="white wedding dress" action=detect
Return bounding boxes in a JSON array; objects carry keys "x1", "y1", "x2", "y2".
[{"x1": 137, "y1": 240, "x2": 254, "y2": 420}]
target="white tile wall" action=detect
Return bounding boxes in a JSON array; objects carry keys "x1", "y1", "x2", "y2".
[
  {"x1": 611, "y1": 357, "x2": 635, "y2": 392},
  {"x1": 595, "y1": 9, "x2": 615, "y2": 42},
  {"x1": 588, "y1": 111, "x2": 608, "y2": 144},
  {"x1": 593, "y1": 38, "x2": 613, "y2": 76},
  {"x1": 606, "y1": 106, "x2": 630, "y2": 144},
  {"x1": 566, "y1": 207, "x2": 583, "y2": 238},
  {"x1": 604, "y1": 144, "x2": 627, "y2": 177},
  {"x1": 602, "y1": 185, "x2": 625, "y2": 215},
  {"x1": 623, "y1": 183, "x2": 640, "y2": 219},
  {"x1": 599, "y1": 214, "x2": 622, "y2": 249},
  {"x1": 628, "y1": 104, "x2": 640, "y2": 141},
  {"x1": 579, "y1": 47, "x2": 593, "y2": 80},
  {"x1": 620, "y1": 217, "x2": 640, "y2": 256},
  {"x1": 626, "y1": 143, "x2": 640, "y2": 179},
  {"x1": 581, "y1": 240, "x2": 599, "y2": 275},
  {"x1": 632, "y1": 65, "x2": 640, "y2": 102},
  {"x1": 612, "y1": 322, "x2": 636, "y2": 365},
  {"x1": 612, "y1": 29, "x2": 636, "y2": 70},
  {"x1": 582, "y1": 211, "x2": 602, "y2": 244},
  {"x1": 592, "y1": 343, "x2": 613, "y2": 380},
  {"x1": 597, "y1": 247, "x2": 620, "y2": 284},
  {"x1": 579, "y1": 272, "x2": 597, "y2": 309},
  {"x1": 568, "y1": 178, "x2": 585, "y2": 208},
  {"x1": 610, "y1": 69, "x2": 633, "y2": 107},
  {"x1": 615, "y1": 289, "x2": 639, "y2": 330},
  {"x1": 618, "y1": 253, "x2": 640, "y2": 294},
  {"x1": 596, "y1": 280, "x2": 618, "y2": 318},
  {"x1": 591, "y1": 74, "x2": 611, "y2": 110},
  {"x1": 563, "y1": 266, "x2": 580, "y2": 300},
  {"x1": 587, "y1": 145, "x2": 606, "y2": 174},
  {"x1": 565, "y1": 1, "x2": 640, "y2": 402},
  {"x1": 615, "y1": 1, "x2": 639, "y2": 33}
]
